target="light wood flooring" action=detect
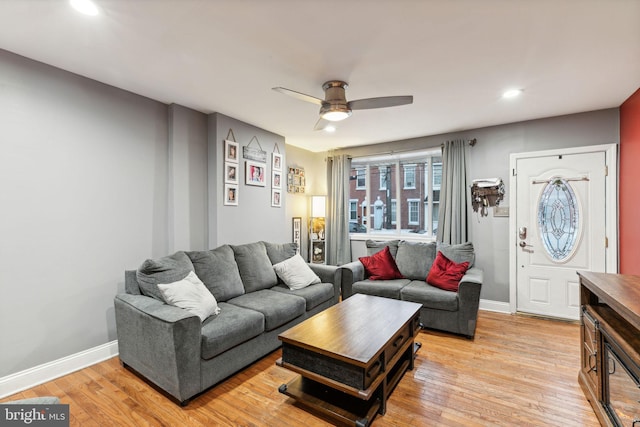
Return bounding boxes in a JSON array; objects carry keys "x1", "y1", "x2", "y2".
[{"x1": 2, "y1": 311, "x2": 599, "y2": 426}]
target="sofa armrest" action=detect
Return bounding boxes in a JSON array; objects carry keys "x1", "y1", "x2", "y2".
[
  {"x1": 456, "y1": 267, "x2": 483, "y2": 336},
  {"x1": 114, "y1": 293, "x2": 202, "y2": 403},
  {"x1": 308, "y1": 263, "x2": 341, "y2": 303},
  {"x1": 338, "y1": 260, "x2": 365, "y2": 299}
]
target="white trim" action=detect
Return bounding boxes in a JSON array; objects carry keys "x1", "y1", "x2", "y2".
[
  {"x1": 403, "y1": 164, "x2": 416, "y2": 189},
  {"x1": 407, "y1": 198, "x2": 420, "y2": 225},
  {"x1": 508, "y1": 143, "x2": 618, "y2": 315},
  {"x1": 0, "y1": 341, "x2": 119, "y2": 399},
  {"x1": 479, "y1": 299, "x2": 511, "y2": 313}
]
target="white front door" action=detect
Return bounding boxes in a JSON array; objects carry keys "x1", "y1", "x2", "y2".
[{"x1": 511, "y1": 146, "x2": 614, "y2": 320}]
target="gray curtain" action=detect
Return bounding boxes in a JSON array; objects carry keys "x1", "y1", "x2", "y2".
[
  {"x1": 325, "y1": 154, "x2": 352, "y2": 265},
  {"x1": 437, "y1": 139, "x2": 468, "y2": 244}
]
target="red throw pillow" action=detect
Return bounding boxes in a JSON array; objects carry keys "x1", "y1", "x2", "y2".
[
  {"x1": 426, "y1": 251, "x2": 470, "y2": 292},
  {"x1": 358, "y1": 246, "x2": 404, "y2": 280}
]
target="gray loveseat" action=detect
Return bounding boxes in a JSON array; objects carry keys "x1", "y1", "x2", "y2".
[
  {"x1": 340, "y1": 240, "x2": 483, "y2": 338},
  {"x1": 114, "y1": 241, "x2": 340, "y2": 405}
]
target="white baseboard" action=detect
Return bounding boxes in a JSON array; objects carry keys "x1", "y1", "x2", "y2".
[
  {"x1": 0, "y1": 341, "x2": 119, "y2": 399},
  {"x1": 479, "y1": 299, "x2": 511, "y2": 313}
]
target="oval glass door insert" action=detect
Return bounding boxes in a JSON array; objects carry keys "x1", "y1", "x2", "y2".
[{"x1": 537, "y1": 177, "x2": 580, "y2": 262}]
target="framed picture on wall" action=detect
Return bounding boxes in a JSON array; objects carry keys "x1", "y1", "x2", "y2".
[
  {"x1": 272, "y1": 170, "x2": 282, "y2": 189},
  {"x1": 272, "y1": 152, "x2": 283, "y2": 172},
  {"x1": 271, "y1": 189, "x2": 282, "y2": 207},
  {"x1": 225, "y1": 140, "x2": 239, "y2": 164},
  {"x1": 225, "y1": 162, "x2": 238, "y2": 184},
  {"x1": 292, "y1": 217, "x2": 301, "y2": 254},
  {"x1": 245, "y1": 160, "x2": 266, "y2": 186},
  {"x1": 224, "y1": 184, "x2": 238, "y2": 206}
]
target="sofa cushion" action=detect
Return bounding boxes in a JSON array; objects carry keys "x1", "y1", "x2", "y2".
[
  {"x1": 427, "y1": 251, "x2": 470, "y2": 292},
  {"x1": 263, "y1": 241, "x2": 298, "y2": 265},
  {"x1": 366, "y1": 239, "x2": 400, "y2": 258},
  {"x1": 231, "y1": 242, "x2": 278, "y2": 293},
  {"x1": 271, "y1": 282, "x2": 334, "y2": 311},
  {"x1": 227, "y1": 289, "x2": 306, "y2": 331},
  {"x1": 273, "y1": 253, "x2": 321, "y2": 290},
  {"x1": 352, "y1": 279, "x2": 411, "y2": 299},
  {"x1": 437, "y1": 241, "x2": 475, "y2": 267},
  {"x1": 395, "y1": 241, "x2": 437, "y2": 280},
  {"x1": 136, "y1": 251, "x2": 194, "y2": 301},
  {"x1": 359, "y1": 246, "x2": 404, "y2": 280},
  {"x1": 186, "y1": 245, "x2": 245, "y2": 302},
  {"x1": 200, "y1": 302, "x2": 265, "y2": 360},
  {"x1": 157, "y1": 271, "x2": 221, "y2": 322},
  {"x1": 400, "y1": 280, "x2": 459, "y2": 312}
]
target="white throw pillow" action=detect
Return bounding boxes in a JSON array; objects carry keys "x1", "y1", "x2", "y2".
[
  {"x1": 157, "y1": 271, "x2": 221, "y2": 322},
  {"x1": 273, "y1": 254, "x2": 321, "y2": 290}
]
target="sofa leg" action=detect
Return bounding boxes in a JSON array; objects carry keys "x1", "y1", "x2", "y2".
[{"x1": 179, "y1": 398, "x2": 191, "y2": 407}]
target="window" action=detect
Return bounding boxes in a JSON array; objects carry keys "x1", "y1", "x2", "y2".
[
  {"x1": 349, "y1": 199, "x2": 358, "y2": 222},
  {"x1": 379, "y1": 166, "x2": 389, "y2": 190},
  {"x1": 349, "y1": 149, "x2": 441, "y2": 238},
  {"x1": 356, "y1": 169, "x2": 366, "y2": 189},
  {"x1": 403, "y1": 164, "x2": 416, "y2": 189},
  {"x1": 408, "y1": 199, "x2": 420, "y2": 225}
]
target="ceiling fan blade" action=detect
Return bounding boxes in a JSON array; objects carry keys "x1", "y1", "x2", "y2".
[
  {"x1": 272, "y1": 87, "x2": 324, "y2": 106},
  {"x1": 348, "y1": 95, "x2": 413, "y2": 110},
  {"x1": 314, "y1": 117, "x2": 333, "y2": 131}
]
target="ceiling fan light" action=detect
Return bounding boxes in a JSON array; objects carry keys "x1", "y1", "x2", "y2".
[{"x1": 322, "y1": 111, "x2": 351, "y2": 121}]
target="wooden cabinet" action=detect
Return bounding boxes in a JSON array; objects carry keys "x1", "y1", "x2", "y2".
[{"x1": 578, "y1": 272, "x2": 640, "y2": 426}]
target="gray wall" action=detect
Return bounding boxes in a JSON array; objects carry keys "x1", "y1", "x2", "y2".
[
  {"x1": 207, "y1": 113, "x2": 288, "y2": 247},
  {"x1": 0, "y1": 50, "x2": 171, "y2": 376},
  {"x1": 0, "y1": 50, "x2": 298, "y2": 378},
  {"x1": 341, "y1": 109, "x2": 620, "y2": 302}
]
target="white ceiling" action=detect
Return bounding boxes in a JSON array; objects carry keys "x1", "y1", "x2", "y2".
[{"x1": 1, "y1": 0, "x2": 639, "y2": 152}]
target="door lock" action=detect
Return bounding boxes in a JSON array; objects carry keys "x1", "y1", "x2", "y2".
[{"x1": 519, "y1": 226, "x2": 527, "y2": 240}]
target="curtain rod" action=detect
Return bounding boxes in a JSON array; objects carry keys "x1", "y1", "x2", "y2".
[{"x1": 329, "y1": 138, "x2": 477, "y2": 160}]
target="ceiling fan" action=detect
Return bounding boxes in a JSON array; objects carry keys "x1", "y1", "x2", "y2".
[{"x1": 272, "y1": 80, "x2": 413, "y2": 131}]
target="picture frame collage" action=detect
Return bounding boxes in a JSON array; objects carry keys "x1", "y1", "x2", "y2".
[
  {"x1": 223, "y1": 139, "x2": 283, "y2": 208},
  {"x1": 287, "y1": 167, "x2": 306, "y2": 194}
]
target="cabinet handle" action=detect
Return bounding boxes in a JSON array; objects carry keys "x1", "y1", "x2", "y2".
[
  {"x1": 608, "y1": 357, "x2": 616, "y2": 375},
  {"x1": 393, "y1": 335, "x2": 405, "y2": 348},
  {"x1": 632, "y1": 419, "x2": 640, "y2": 427}
]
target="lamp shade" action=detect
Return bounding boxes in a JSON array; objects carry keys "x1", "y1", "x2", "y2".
[{"x1": 311, "y1": 196, "x2": 326, "y2": 218}]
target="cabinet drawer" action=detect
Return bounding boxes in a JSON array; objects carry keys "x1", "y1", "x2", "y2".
[{"x1": 384, "y1": 322, "x2": 411, "y2": 366}]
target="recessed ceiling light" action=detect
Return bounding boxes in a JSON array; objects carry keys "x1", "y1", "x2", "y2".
[
  {"x1": 502, "y1": 89, "x2": 523, "y2": 99},
  {"x1": 70, "y1": 0, "x2": 100, "y2": 16},
  {"x1": 324, "y1": 125, "x2": 336, "y2": 133}
]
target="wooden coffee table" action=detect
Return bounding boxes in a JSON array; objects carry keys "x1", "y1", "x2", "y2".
[{"x1": 276, "y1": 294, "x2": 422, "y2": 427}]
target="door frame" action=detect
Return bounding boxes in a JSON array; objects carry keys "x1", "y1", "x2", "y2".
[{"x1": 508, "y1": 143, "x2": 618, "y2": 315}]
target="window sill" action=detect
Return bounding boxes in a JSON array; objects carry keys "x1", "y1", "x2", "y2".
[{"x1": 349, "y1": 233, "x2": 436, "y2": 242}]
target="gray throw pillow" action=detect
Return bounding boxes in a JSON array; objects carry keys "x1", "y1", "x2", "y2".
[
  {"x1": 186, "y1": 245, "x2": 245, "y2": 302},
  {"x1": 437, "y1": 241, "x2": 475, "y2": 267},
  {"x1": 263, "y1": 241, "x2": 298, "y2": 265},
  {"x1": 366, "y1": 240, "x2": 400, "y2": 258},
  {"x1": 231, "y1": 242, "x2": 278, "y2": 293},
  {"x1": 395, "y1": 241, "x2": 437, "y2": 280},
  {"x1": 136, "y1": 251, "x2": 194, "y2": 301}
]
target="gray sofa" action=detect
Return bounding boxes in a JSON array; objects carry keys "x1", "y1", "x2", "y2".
[
  {"x1": 340, "y1": 240, "x2": 483, "y2": 338},
  {"x1": 114, "y1": 241, "x2": 340, "y2": 405}
]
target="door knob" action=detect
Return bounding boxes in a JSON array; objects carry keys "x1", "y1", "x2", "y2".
[{"x1": 519, "y1": 241, "x2": 532, "y2": 248}]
